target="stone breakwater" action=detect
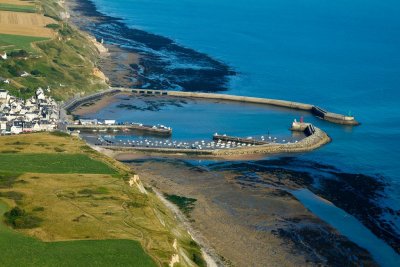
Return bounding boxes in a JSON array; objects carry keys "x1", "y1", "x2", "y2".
[
  {"x1": 103, "y1": 127, "x2": 331, "y2": 157},
  {"x1": 127, "y1": 88, "x2": 360, "y2": 126},
  {"x1": 64, "y1": 87, "x2": 360, "y2": 126}
]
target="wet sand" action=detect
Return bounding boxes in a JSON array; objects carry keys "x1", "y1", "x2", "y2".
[
  {"x1": 72, "y1": 93, "x2": 127, "y2": 116},
  {"x1": 126, "y1": 158, "x2": 377, "y2": 266}
]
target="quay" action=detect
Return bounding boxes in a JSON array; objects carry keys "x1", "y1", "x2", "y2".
[
  {"x1": 63, "y1": 87, "x2": 360, "y2": 126},
  {"x1": 126, "y1": 88, "x2": 360, "y2": 126},
  {"x1": 100, "y1": 125, "x2": 331, "y2": 157},
  {"x1": 66, "y1": 123, "x2": 172, "y2": 136},
  {"x1": 213, "y1": 134, "x2": 269, "y2": 145}
]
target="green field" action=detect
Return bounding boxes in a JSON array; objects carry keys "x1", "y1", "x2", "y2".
[
  {"x1": 0, "y1": 3, "x2": 37, "y2": 13},
  {"x1": 0, "y1": 154, "x2": 117, "y2": 174},
  {"x1": 0, "y1": 33, "x2": 48, "y2": 52},
  {"x1": 0, "y1": 201, "x2": 156, "y2": 267}
]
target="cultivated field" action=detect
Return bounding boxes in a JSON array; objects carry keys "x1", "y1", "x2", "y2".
[
  {"x1": 0, "y1": 33, "x2": 47, "y2": 52},
  {"x1": 0, "y1": 132, "x2": 204, "y2": 266},
  {"x1": 0, "y1": 10, "x2": 55, "y2": 37}
]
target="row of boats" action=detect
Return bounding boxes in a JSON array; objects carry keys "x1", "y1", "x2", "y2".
[{"x1": 96, "y1": 136, "x2": 299, "y2": 150}]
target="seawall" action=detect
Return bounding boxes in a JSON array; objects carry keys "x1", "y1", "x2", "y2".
[
  {"x1": 123, "y1": 88, "x2": 360, "y2": 126},
  {"x1": 63, "y1": 88, "x2": 122, "y2": 111},
  {"x1": 102, "y1": 126, "x2": 331, "y2": 158},
  {"x1": 64, "y1": 87, "x2": 360, "y2": 126}
]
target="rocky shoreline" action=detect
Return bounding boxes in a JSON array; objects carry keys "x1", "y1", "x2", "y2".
[
  {"x1": 125, "y1": 158, "x2": 380, "y2": 266},
  {"x1": 65, "y1": 0, "x2": 235, "y2": 91}
]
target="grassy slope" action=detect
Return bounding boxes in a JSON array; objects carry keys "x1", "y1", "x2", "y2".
[
  {"x1": 0, "y1": 132, "x2": 205, "y2": 266},
  {"x1": 0, "y1": 202, "x2": 156, "y2": 267},
  {"x1": 0, "y1": 0, "x2": 108, "y2": 100}
]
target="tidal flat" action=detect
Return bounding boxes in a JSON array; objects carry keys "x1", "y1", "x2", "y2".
[{"x1": 124, "y1": 157, "x2": 384, "y2": 266}]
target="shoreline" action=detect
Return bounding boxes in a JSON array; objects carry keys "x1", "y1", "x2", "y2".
[
  {"x1": 65, "y1": 0, "x2": 235, "y2": 91},
  {"x1": 124, "y1": 157, "x2": 381, "y2": 266},
  {"x1": 61, "y1": 0, "x2": 396, "y2": 266}
]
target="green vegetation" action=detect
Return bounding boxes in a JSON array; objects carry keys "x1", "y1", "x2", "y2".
[
  {"x1": 4, "y1": 206, "x2": 42, "y2": 229},
  {"x1": 0, "y1": 34, "x2": 48, "y2": 52},
  {"x1": 78, "y1": 187, "x2": 109, "y2": 195},
  {"x1": 164, "y1": 194, "x2": 197, "y2": 217},
  {"x1": 0, "y1": 3, "x2": 36, "y2": 13},
  {"x1": 0, "y1": 0, "x2": 108, "y2": 100},
  {"x1": 0, "y1": 29, "x2": 108, "y2": 100},
  {"x1": 0, "y1": 123, "x2": 205, "y2": 266},
  {"x1": 0, "y1": 154, "x2": 117, "y2": 174},
  {"x1": 0, "y1": 202, "x2": 157, "y2": 267},
  {"x1": 0, "y1": 172, "x2": 21, "y2": 188},
  {"x1": 45, "y1": 23, "x2": 61, "y2": 30}
]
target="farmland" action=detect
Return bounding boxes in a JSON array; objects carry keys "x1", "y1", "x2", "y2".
[
  {"x1": 0, "y1": 132, "x2": 205, "y2": 266},
  {"x1": 0, "y1": 11, "x2": 55, "y2": 37},
  {"x1": 0, "y1": 153, "x2": 117, "y2": 174},
  {"x1": 0, "y1": 33, "x2": 47, "y2": 52},
  {"x1": 0, "y1": 202, "x2": 157, "y2": 267}
]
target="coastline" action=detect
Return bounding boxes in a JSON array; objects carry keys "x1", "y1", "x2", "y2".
[
  {"x1": 65, "y1": 0, "x2": 235, "y2": 91},
  {"x1": 62, "y1": 1, "x2": 225, "y2": 265},
  {"x1": 125, "y1": 157, "x2": 380, "y2": 266},
  {"x1": 62, "y1": 0, "x2": 399, "y2": 265}
]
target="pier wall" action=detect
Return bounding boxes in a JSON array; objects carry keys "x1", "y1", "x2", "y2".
[
  {"x1": 63, "y1": 88, "x2": 122, "y2": 111},
  {"x1": 66, "y1": 87, "x2": 359, "y2": 126},
  {"x1": 104, "y1": 126, "x2": 331, "y2": 157},
  {"x1": 124, "y1": 88, "x2": 359, "y2": 125}
]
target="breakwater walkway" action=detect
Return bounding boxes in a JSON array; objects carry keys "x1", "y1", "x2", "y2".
[
  {"x1": 64, "y1": 87, "x2": 359, "y2": 126},
  {"x1": 128, "y1": 89, "x2": 360, "y2": 126},
  {"x1": 101, "y1": 126, "x2": 330, "y2": 157},
  {"x1": 66, "y1": 124, "x2": 172, "y2": 136}
]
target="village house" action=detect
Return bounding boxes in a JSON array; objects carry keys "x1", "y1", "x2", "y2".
[{"x1": 0, "y1": 88, "x2": 59, "y2": 135}]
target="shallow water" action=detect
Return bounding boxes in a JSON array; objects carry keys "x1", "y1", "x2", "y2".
[{"x1": 292, "y1": 189, "x2": 400, "y2": 267}]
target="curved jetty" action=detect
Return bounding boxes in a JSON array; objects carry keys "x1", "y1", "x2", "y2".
[
  {"x1": 127, "y1": 89, "x2": 360, "y2": 126},
  {"x1": 64, "y1": 87, "x2": 360, "y2": 126},
  {"x1": 101, "y1": 125, "x2": 330, "y2": 157}
]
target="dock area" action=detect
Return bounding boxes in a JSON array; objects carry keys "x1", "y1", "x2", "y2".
[
  {"x1": 67, "y1": 121, "x2": 172, "y2": 136},
  {"x1": 213, "y1": 134, "x2": 269, "y2": 145}
]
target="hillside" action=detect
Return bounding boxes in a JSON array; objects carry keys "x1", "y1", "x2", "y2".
[
  {"x1": 0, "y1": 0, "x2": 108, "y2": 100},
  {"x1": 0, "y1": 132, "x2": 205, "y2": 266}
]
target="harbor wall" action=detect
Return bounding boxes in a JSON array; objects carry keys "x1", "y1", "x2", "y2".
[
  {"x1": 125, "y1": 88, "x2": 359, "y2": 125},
  {"x1": 65, "y1": 87, "x2": 359, "y2": 126},
  {"x1": 63, "y1": 88, "x2": 122, "y2": 111},
  {"x1": 104, "y1": 127, "x2": 331, "y2": 157}
]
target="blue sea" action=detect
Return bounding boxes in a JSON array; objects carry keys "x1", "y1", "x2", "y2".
[{"x1": 88, "y1": 0, "x2": 400, "y2": 263}]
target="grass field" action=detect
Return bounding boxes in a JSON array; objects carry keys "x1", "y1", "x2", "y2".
[
  {"x1": 0, "y1": 133, "x2": 205, "y2": 266},
  {"x1": 0, "y1": 201, "x2": 156, "y2": 267},
  {"x1": 0, "y1": 154, "x2": 117, "y2": 174},
  {"x1": 0, "y1": 33, "x2": 48, "y2": 52},
  {"x1": 0, "y1": 3, "x2": 36, "y2": 13}
]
